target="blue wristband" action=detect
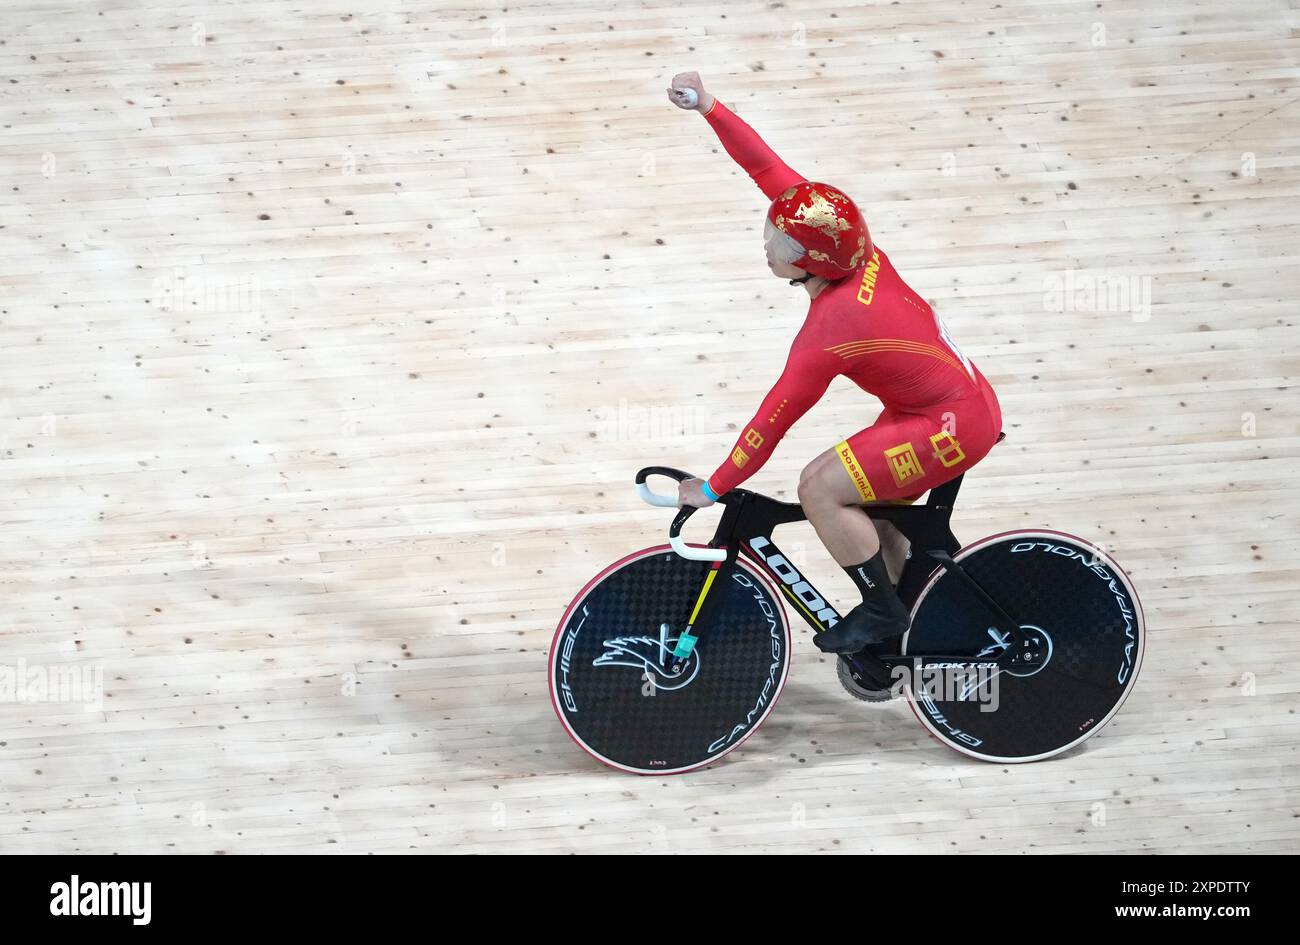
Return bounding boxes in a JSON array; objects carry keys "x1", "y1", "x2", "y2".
[{"x1": 701, "y1": 480, "x2": 720, "y2": 502}]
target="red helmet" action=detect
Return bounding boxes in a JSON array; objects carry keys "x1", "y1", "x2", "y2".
[{"x1": 767, "y1": 181, "x2": 871, "y2": 280}]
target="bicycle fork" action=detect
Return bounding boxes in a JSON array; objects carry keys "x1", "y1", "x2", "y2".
[{"x1": 662, "y1": 548, "x2": 737, "y2": 675}]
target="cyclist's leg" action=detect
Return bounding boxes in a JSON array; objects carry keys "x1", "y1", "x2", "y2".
[
  {"x1": 796, "y1": 448, "x2": 886, "y2": 567},
  {"x1": 799, "y1": 400, "x2": 999, "y2": 653},
  {"x1": 796, "y1": 409, "x2": 935, "y2": 574},
  {"x1": 826, "y1": 397, "x2": 1001, "y2": 518},
  {"x1": 799, "y1": 442, "x2": 913, "y2": 653},
  {"x1": 796, "y1": 409, "x2": 919, "y2": 653},
  {"x1": 875, "y1": 514, "x2": 913, "y2": 585}
]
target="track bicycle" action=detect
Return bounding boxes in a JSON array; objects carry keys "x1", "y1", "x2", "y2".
[{"x1": 549, "y1": 453, "x2": 1145, "y2": 774}]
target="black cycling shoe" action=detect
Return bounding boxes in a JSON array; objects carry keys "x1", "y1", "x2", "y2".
[{"x1": 814, "y1": 600, "x2": 910, "y2": 654}]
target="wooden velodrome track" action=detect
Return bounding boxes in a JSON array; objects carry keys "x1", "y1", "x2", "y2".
[{"x1": 1, "y1": 0, "x2": 1296, "y2": 854}]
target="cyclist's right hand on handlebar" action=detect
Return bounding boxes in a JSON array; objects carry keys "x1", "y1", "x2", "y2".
[{"x1": 667, "y1": 71, "x2": 715, "y2": 113}]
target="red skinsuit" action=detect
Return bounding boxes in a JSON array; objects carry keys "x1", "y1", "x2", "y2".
[{"x1": 701, "y1": 99, "x2": 1003, "y2": 503}]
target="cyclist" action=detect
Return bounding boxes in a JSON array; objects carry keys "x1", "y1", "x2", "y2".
[{"x1": 667, "y1": 72, "x2": 1003, "y2": 655}]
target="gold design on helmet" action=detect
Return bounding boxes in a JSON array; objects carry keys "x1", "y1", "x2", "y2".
[
  {"x1": 807, "y1": 234, "x2": 866, "y2": 270},
  {"x1": 780, "y1": 186, "x2": 799, "y2": 200},
  {"x1": 847, "y1": 234, "x2": 867, "y2": 269},
  {"x1": 790, "y1": 190, "x2": 853, "y2": 248}
]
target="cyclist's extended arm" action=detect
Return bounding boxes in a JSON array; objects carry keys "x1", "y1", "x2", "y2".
[
  {"x1": 703, "y1": 346, "x2": 836, "y2": 498},
  {"x1": 668, "y1": 71, "x2": 804, "y2": 199},
  {"x1": 702, "y1": 98, "x2": 804, "y2": 200}
]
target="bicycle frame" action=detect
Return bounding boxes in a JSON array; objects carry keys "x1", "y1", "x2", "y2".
[{"x1": 636, "y1": 465, "x2": 1027, "y2": 672}]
